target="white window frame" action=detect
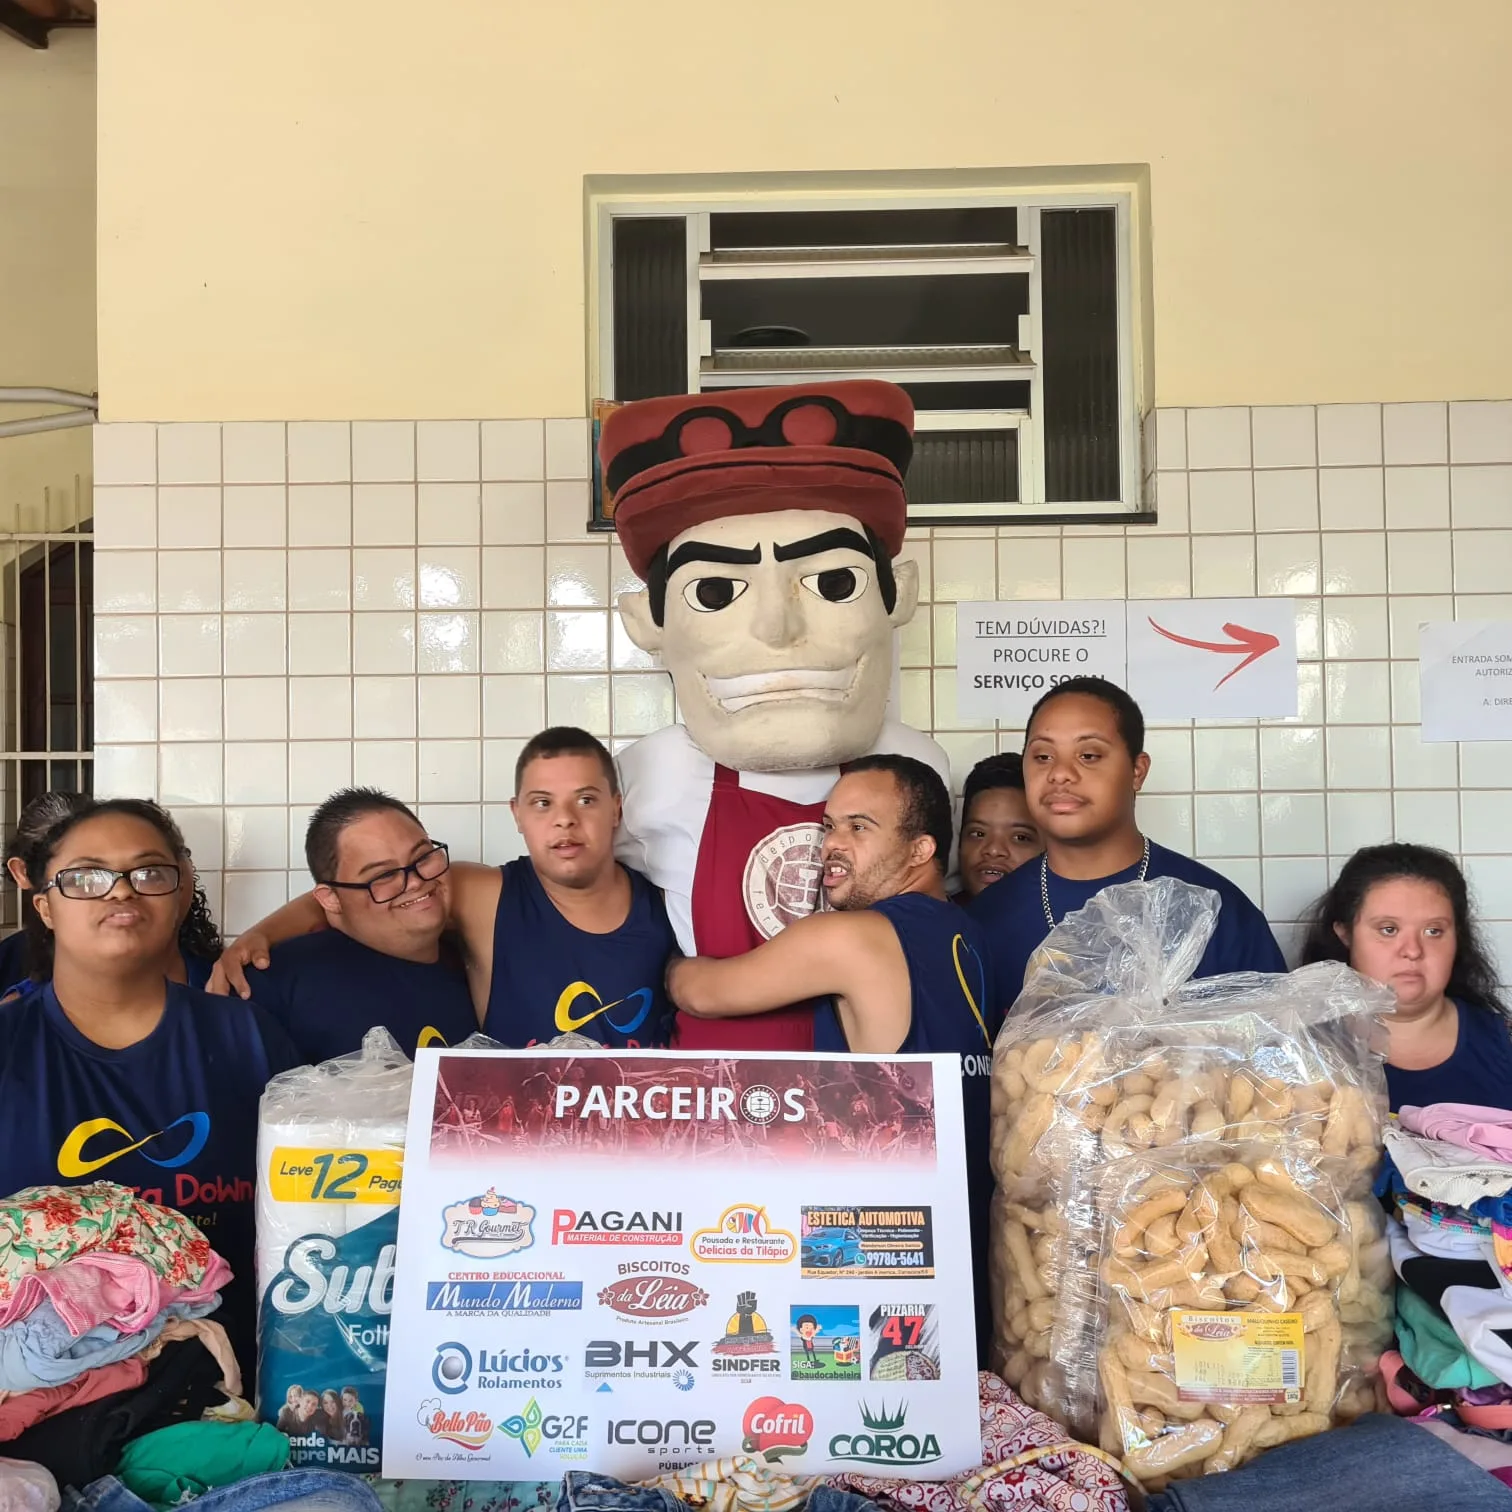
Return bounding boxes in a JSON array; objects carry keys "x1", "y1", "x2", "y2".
[{"x1": 587, "y1": 178, "x2": 1148, "y2": 523}]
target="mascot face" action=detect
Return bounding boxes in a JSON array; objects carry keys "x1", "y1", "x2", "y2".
[{"x1": 618, "y1": 508, "x2": 919, "y2": 772}]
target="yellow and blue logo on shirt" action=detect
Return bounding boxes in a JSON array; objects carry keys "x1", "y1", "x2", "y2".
[
  {"x1": 56, "y1": 1111, "x2": 211, "y2": 1177},
  {"x1": 553, "y1": 982, "x2": 654, "y2": 1037},
  {"x1": 951, "y1": 934, "x2": 990, "y2": 1046}
]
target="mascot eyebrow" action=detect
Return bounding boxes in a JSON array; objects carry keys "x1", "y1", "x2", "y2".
[{"x1": 649, "y1": 525, "x2": 897, "y2": 625}]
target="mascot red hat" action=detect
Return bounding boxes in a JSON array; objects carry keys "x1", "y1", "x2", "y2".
[{"x1": 599, "y1": 380, "x2": 915, "y2": 579}]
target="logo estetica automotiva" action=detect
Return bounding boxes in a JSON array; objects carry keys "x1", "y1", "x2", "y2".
[
  {"x1": 57, "y1": 1113, "x2": 210, "y2": 1176},
  {"x1": 431, "y1": 1342, "x2": 566, "y2": 1395}
]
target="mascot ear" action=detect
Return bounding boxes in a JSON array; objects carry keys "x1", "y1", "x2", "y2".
[
  {"x1": 888, "y1": 557, "x2": 920, "y2": 629},
  {"x1": 618, "y1": 588, "x2": 663, "y2": 654}
]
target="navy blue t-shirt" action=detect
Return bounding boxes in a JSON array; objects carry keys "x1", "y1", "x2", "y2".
[
  {"x1": 243, "y1": 929, "x2": 478, "y2": 1064},
  {"x1": 970, "y1": 839, "x2": 1286, "y2": 1019},
  {"x1": 1386, "y1": 999, "x2": 1512, "y2": 1113},
  {"x1": 0, "y1": 979, "x2": 301, "y2": 1376},
  {"x1": 483, "y1": 859, "x2": 675, "y2": 1048},
  {"x1": 3, "y1": 945, "x2": 215, "y2": 999},
  {"x1": 814, "y1": 893, "x2": 996, "y2": 1363}
]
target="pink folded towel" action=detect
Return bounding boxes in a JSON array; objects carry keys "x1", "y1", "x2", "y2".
[
  {"x1": 1401, "y1": 1103, "x2": 1512, "y2": 1161},
  {"x1": 0, "y1": 1250, "x2": 232, "y2": 1338}
]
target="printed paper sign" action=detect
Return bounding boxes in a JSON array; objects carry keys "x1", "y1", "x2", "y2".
[
  {"x1": 382, "y1": 1051, "x2": 980, "y2": 1480},
  {"x1": 1420, "y1": 620, "x2": 1512, "y2": 742},
  {"x1": 955, "y1": 600, "x2": 1126, "y2": 724},
  {"x1": 1125, "y1": 598, "x2": 1297, "y2": 719}
]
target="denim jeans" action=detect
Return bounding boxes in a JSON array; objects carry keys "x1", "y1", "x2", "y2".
[
  {"x1": 558, "y1": 1475, "x2": 682, "y2": 1512},
  {"x1": 1148, "y1": 1413, "x2": 1512, "y2": 1512},
  {"x1": 62, "y1": 1471, "x2": 386, "y2": 1512},
  {"x1": 557, "y1": 1475, "x2": 879, "y2": 1512}
]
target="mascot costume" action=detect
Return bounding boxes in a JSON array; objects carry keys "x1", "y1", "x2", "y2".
[{"x1": 601, "y1": 380, "x2": 951, "y2": 1049}]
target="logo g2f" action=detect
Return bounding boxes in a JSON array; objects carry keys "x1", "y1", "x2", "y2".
[
  {"x1": 433, "y1": 1342, "x2": 472, "y2": 1395},
  {"x1": 57, "y1": 1113, "x2": 210, "y2": 1178}
]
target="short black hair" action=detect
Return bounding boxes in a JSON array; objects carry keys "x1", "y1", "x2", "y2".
[
  {"x1": 305, "y1": 788, "x2": 423, "y2": 883},
  {"x1": 514, "y1": 727, "x2": 618, "y2": 796},
  {"x1": 1026, "y1": 676, "x2": 1146, "y2": 760},
  {"x1": 843, "y1": 754, "x2": 952, "y2": 877},
  {"x1": 644, "y1": 524, "x2": 898, "y2": 627},
  {"x1": 961, "y1": 753, "x2": 1025, "y2": 821},
  {"x1": 795, "y1": 1314, "x2": 818, "y2": 1330}
]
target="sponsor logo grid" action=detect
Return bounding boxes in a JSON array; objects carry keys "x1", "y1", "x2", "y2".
[{"x1": 386, "y1": 1053, "x2": 975, "y2": 1476}]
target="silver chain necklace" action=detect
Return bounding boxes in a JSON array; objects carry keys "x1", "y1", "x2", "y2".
[{"x1": 1041, "y1": 835, "x2": 1151, "y2": 930}]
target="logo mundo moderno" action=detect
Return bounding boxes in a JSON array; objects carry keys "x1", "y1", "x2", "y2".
[{"x1": 829, "y1": 1400, "x2": 941, "y2": 1466}]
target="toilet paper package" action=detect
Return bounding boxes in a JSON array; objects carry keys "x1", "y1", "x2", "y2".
[{"x1": 256, "y1": 1029, "x2": 413, "y2": 1472}]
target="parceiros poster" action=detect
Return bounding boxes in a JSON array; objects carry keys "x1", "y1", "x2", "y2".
[{"x1": 381, "y1": 1051, "x2": 980, "y2": 1480}]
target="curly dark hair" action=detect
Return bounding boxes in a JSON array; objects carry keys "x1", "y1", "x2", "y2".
[
  {"x1": 1299, "y1": 842, "x2": 1508, "y2": 1019},
  {"x1": 20, "y1": 796, "x2": 222, "y2": 981}
]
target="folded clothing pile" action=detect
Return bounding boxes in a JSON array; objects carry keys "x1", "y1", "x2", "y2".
[
  {"x1": 0, "y1": 1183, "x2": 261, "y2": 1489},
  {"x1": 1383, "y1": 1105, "x2": 1512, "y2": 1393}
]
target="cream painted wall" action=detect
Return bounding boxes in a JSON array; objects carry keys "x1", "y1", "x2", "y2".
[
  {"x1": 1, "y1": 29, "x2": 96, "y2": 530},
  {"x1": 97, "y1": 1, "x2": 1512, "y2": 422}
]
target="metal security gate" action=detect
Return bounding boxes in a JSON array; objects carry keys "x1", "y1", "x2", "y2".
[{"x1": 0, "y1": 530, "x2": 93, "y2": 928}]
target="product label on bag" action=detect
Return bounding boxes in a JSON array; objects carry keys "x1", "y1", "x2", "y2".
[
  {"x1": 1171, "y1": 1310, "x2": 1304, "y2": 1403},
  {"x1": 267, "y1": 1146, "x2": 405, "y2": 1204}
]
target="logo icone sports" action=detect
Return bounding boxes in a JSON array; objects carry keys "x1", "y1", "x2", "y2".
[
  {"x1": 553, "y1": 982, "x2": 654, "y2": 1037},
  {"x1": 57, "y1": 1112, "x2": 210, "y2": 1177},
  {"x1": 741, "y1": 1396, "x2": 813, "y2": 1462},
  {"x1": 828, "y1": 1400, "x2": 941, "y2": 1466}
]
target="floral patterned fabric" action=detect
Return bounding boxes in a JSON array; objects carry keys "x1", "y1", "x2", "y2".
[
  {"x1": 0, "y1": 1185, "x2": 215, "y2": 1304},
  {"x1": 822, "y1": 1374, "x2": 1128, "y2": 1512}
]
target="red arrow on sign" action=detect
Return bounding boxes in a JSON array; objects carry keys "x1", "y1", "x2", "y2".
[{"x1": 1146, "y1": 617, "x2": 1281, "y2": 690}]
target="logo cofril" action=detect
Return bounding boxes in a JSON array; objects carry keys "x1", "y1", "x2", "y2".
[
  {"x1": 440, "y1": 1187, "x2": 536, "y2": 1259},
  {"x1": 828, "y1": 1400, "x2": 941, "y2": 1466}
]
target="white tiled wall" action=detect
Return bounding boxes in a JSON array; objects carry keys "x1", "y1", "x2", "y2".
[{"x1": 91, "y1": 406, "x2": 1512, "y2": 978}]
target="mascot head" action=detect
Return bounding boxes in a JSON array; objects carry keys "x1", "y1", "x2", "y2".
[{"x1": 603, "y1": 381, "x2": 920, "y2": 772}]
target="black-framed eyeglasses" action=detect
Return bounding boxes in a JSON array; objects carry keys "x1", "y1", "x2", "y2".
[
  {"x1": 321, "y1": 842, "x2": 450, "y2": 904},
  {"x1": 43, "y1": 864, "x2": 182, "y2": 900}
]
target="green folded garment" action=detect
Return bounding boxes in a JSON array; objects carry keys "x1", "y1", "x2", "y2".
[
  {"x1": 1397, "y1": 1285, "x2": 1501, "y2": 1390},
  {"x1": 117, "y1": 1420, "x2": 290, "y2": 1509}
]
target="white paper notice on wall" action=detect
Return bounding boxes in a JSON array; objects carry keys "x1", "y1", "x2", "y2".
[
  {"x1": 1419, "y1": 620, "x2": 1512, "y2": 742},
  {"x1": 954, "y1": 600, "x2": 1127, "y2": 726},
  {"x1": 1125, "y1": 598, "x2": 1298, "y2": 719}
]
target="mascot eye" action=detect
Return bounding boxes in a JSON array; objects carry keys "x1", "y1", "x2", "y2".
[
  {"x1": 800, "y1": 567, "x2": 867, "y2": 604},
  {"x1": 682, "y1": 577, "x2": 749, "y2": 613}
]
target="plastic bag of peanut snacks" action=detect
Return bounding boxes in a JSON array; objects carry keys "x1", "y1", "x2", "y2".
[{"x1": 988, "y1": 876, "x2": 1393, "y2": 1471}]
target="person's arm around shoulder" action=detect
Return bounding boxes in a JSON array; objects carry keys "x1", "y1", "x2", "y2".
[{"x1": 668, "y1": 911, "x2": 903, "y2": 1039}]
